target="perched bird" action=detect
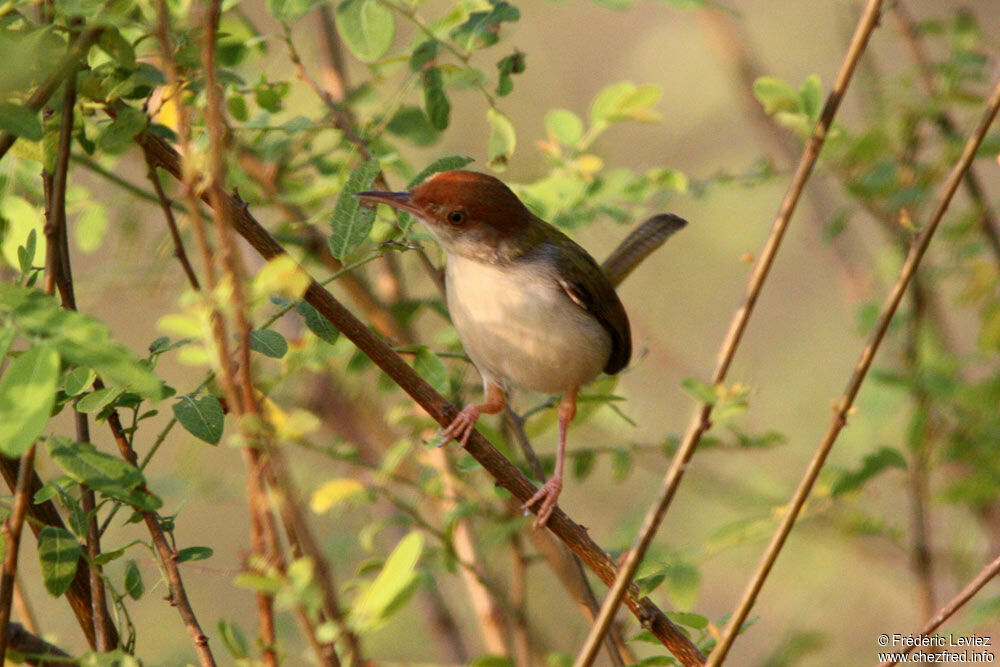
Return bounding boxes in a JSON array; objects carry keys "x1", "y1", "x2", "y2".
[{"x1": 357, "y1": 170, "x2": 685, "y2": 528}]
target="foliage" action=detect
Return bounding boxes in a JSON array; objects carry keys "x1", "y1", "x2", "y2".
[{"x1": 0, "y1": 0, "x2": 998, "y2": 664}]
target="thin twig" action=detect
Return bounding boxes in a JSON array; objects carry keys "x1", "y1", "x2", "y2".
[
  {"x1": 7, "y1": 622, "x2": 71, "y2": 663},
  {"x1": 574, "y1": 2, "x2": 888, "y2": 663},
  {"x1": 708, "y1": 75, "x2": 1000, "y2": 666},
  {"x1": 879, "y1": 551, "x2": 1000, "y2": 666},
  {"x1": 138, "y1": 129, "x2": 704, "y2": 664},
  {"x1": 143, "y1": 148, "x2": 201, "y2": 289}
]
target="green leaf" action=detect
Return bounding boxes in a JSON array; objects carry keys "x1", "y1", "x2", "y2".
[
  {"x1": 409, "y1": 40, "x2": 439, "y2": 71},
  {"x1": 450, "y1": 0, "x2": 520, "y2": 50},
  {"x1": 1, "y1": 197, "x2": 46, "y2": 271},
  {"x1": 422, "y1": 68, "x2": 450, "y2": 131},
  {"x1": 351, "y1": 531, "x2": 423, "y2": 630},
  {"x1": 294, "y1": 301, "x2": 339, "y2": 344},
  {"x1": 486, "y1": 108, "x2": 516, "y2": 171},
  {"x1": 248, "y1": 329, "x2": 288, "y2": 359},
  {"x1": 0, "y1": 343, "x2": 60, "y2": 457},
  {"x1": 666, "y1": 610, "x2": 709, "y2": 630},
  {"x1": 752, "y1": 76, "x2": 800, "y2": 115},
  {"x1": 0, "y1": 103, "x2": 43, "y2": 141},
  {"x1": 172, "y1": 394, "x2": 224, "y2": 445},
  {"x1": 98, "y1": 28, "x2": 136, "y2": 69},
  {"x1": 218, "y1": 619, "x2": 249, "y2": 659},
  {"x1": 572, "y1": 450, "x2": 595, "y2": 480},
  {"x1": 75, "y1": 386, "x2": 125, "y2": 414},
  {"x1": 680, "y1": 377, "x2": 716, "y2": 404},
  {"x1": 176, "y1": 546, "x2": 213, "y2": 562},
  {"x1": 799, "y1": 74, "x2": 822, "y2": 121},
  {"x1": 412, "y1": 348, "x2": 449, "y2": 394},
  {"x1": 124, "y1": 559, "x2": 144, "y2": 599},
  {"x1": 75, "y1": 203, "x2": 108, "y2": 253},
  {"x1": 329, "y1": 159, "x2": 381, "y2": 259},
  {"x1": 495, "y1": 51, "x2": 525, "y2": 97},
  {"x1": 335, "y1": 0, "x2": 396, "y2": 63},
  {"x1": 38, "y1": 526, "x2": 81, "y2": 597},
  {"x1": 407, "y1": 156, "x2": 476, "y2": 188},
  {"x1": 266, "y1": 0, "x2": 316, "y2": 20},
  {"x1": 387, "y1": 106, "x2": 440, "y2": 147},
  {"x1": 0, "y1": 327, "x2": 16, "y2": 361},
  {"x1": 589, "y1": 81, "x2": 662, "y2": 125},
  {"x1": 664, "y1": 560, "x2": 700, "y2": 611},
  {"x1": 0, "y1": 284, "x2": 164, "y2": 400},
  {"x1": 830, "y1": 446, "x2": 907, "y2": 497},
  {"x1": 98, "y1": 106, "x2": 146, "y2": 154},
  {"x1": 545, "y1": 109, "x2": 584, "y2": 146},
  {"x1": 47, "y1": 438, "x2": 146, "y2": 500}
]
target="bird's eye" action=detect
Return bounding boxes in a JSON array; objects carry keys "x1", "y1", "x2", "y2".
[{"x1": 447, "y1": 209, "x2": 467, "y2": 225}]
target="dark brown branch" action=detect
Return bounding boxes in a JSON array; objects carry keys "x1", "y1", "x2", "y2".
[
  {"x1": 708, "y1": 76, "x2": 1000, "y2": 665},
  {"x1": 137, "y1": 130, "x2": 704, "y2": 666},
  {"x1": 0, "y1": 26, "x2": 102, "y2": 162},
  {"x1": 576, "y1": 2, "x2": 889, "y2": 663},
  {"x1": 7, "y1": 622, "x2": 71, "y2": 665}
]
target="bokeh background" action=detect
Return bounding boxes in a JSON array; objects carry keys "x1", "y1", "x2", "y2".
[{"x1": 8, "y1": 0, "x2": 1000, "y2": 664}]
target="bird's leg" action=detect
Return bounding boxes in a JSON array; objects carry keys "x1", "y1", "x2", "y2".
[
  {"x1": 523, "y1": 387, "x2": 577, "y2": 529},
  {"x1": 440, "y1": 381, "x2": 505, "y2": 448}
]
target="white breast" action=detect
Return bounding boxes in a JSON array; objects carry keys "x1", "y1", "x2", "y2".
[{"x1": 445, "y1": 254, "x2": 611, "y2": 395}]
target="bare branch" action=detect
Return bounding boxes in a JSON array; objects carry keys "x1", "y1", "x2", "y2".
[
  {"x1": 708, "y1": 75, "x2": 1000, "y2": 665},
  {"x1": 575, "y1": 2, "x2": 889, "y2": 663}
]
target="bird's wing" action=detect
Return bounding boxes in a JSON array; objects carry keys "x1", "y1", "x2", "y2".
[{"x1": 554, "y1": 244, "x2": 632, "y2": 375}]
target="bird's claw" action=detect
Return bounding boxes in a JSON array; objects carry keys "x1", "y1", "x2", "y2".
[
  {"x1": 439, "y1": 405, "x2": 481, "y2": 448},
  {"x1": 522, "y1": 476, "x2": 563, "y2": 529}
]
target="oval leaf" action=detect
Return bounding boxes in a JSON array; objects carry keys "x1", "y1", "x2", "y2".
[
  {"x1": 46, "y1": 438, "x2": 145, "y2": 499},
  {"x1": 249, "y1": 329, "x2": 288, "y2": 359},
  {"x1": 329, "y1": 159, "x2": 381, "y2": 259},
  {"x1": 0, "y1": 102, "x2": 43, "y2": 141},
  {"x1": 38, "y1": 526, "x2": 82, "y2": 597},
  {"x1": 336, "y1": 0, "x2": 395, "y2": 63},
  {"x1": 351, "y1": 531, "x2": 424, "y2": 630},
  {"x1": 172, "y1": 394, "x2": 224, "y2": 445},
  {"x1": 124, "y1": 559, "x2": 144, "y2": 600},
  {"x1": 294, "y1": 301, "x2": 339, "y2": 344},
  {"x1": 0, "y1": 343, "x2": 60, "y2": 457}
]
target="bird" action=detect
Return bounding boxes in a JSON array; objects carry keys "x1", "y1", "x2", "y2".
[{"x1": 357, "y1": 170, "x2": 685, "y2": 528}]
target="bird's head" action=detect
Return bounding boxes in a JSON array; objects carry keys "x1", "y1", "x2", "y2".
[{"x1": 356, "y1": 170, "x2": 538, "y2": 259}]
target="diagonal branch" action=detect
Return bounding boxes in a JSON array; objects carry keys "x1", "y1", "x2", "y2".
[
  {"x1": 137, "y1": 129, "x2": 705, "y2": 666},
  {"x1": 708, "y1": 75, "x2": 1000, "y2": 665},
  {"x1": 879, "y1": 551, "x2": 1000, "y2": 667},
  {"x1": 574, "y1": 1, "x2": 888, "y2": 663}
]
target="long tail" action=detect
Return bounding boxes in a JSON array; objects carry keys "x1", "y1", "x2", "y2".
[{"x1": 601, "y1": 213, "x2": 687, "y2": 288}]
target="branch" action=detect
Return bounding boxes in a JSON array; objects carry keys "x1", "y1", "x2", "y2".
[
  {"x1": 6, "y1": 622, "x2": 71, "y2": 665},
  {"x1": 137, "y1": 130, "x2": 705, "y2": 665},
  {"x1": 879, "y1": 551, "x2": 1000, "y2": 667},
  {"x1": 574, "y1": 1, "x2": 889, "y2": 663},
  {"x1": 708, "y1": 75, "x2": 1000, "y2": 665}
]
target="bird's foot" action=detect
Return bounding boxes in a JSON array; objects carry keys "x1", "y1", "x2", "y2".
[
  {"x1": 439, "y1": 404, "x2": 482, "y2": 448},
  {"x1": 522, "y1": 476, "x2": 563, "y2": 529}
]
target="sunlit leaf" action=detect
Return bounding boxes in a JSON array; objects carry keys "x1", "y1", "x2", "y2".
[
  {"x1": 336, "y1": 0, "x2": 395, "y2": 63},
  {"x1": 0, "y1": 343, "x2": 59, "y2": 457}
]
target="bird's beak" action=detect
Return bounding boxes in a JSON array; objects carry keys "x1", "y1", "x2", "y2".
[{"x1": 355, "y1": 190, "x2": 421, "y2": 215}]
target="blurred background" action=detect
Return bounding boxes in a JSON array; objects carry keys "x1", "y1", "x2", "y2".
[{"x1": 6, "y1": 0, "x2": 1000, "y2": 664}]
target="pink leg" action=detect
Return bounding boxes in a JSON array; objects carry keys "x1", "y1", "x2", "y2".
[
  {"x1": 522, "y1": 387, "x2": 578, "y2": 529},
  {"x1": 440, "y1": 382, "x2": 505, "y2": 448}
]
